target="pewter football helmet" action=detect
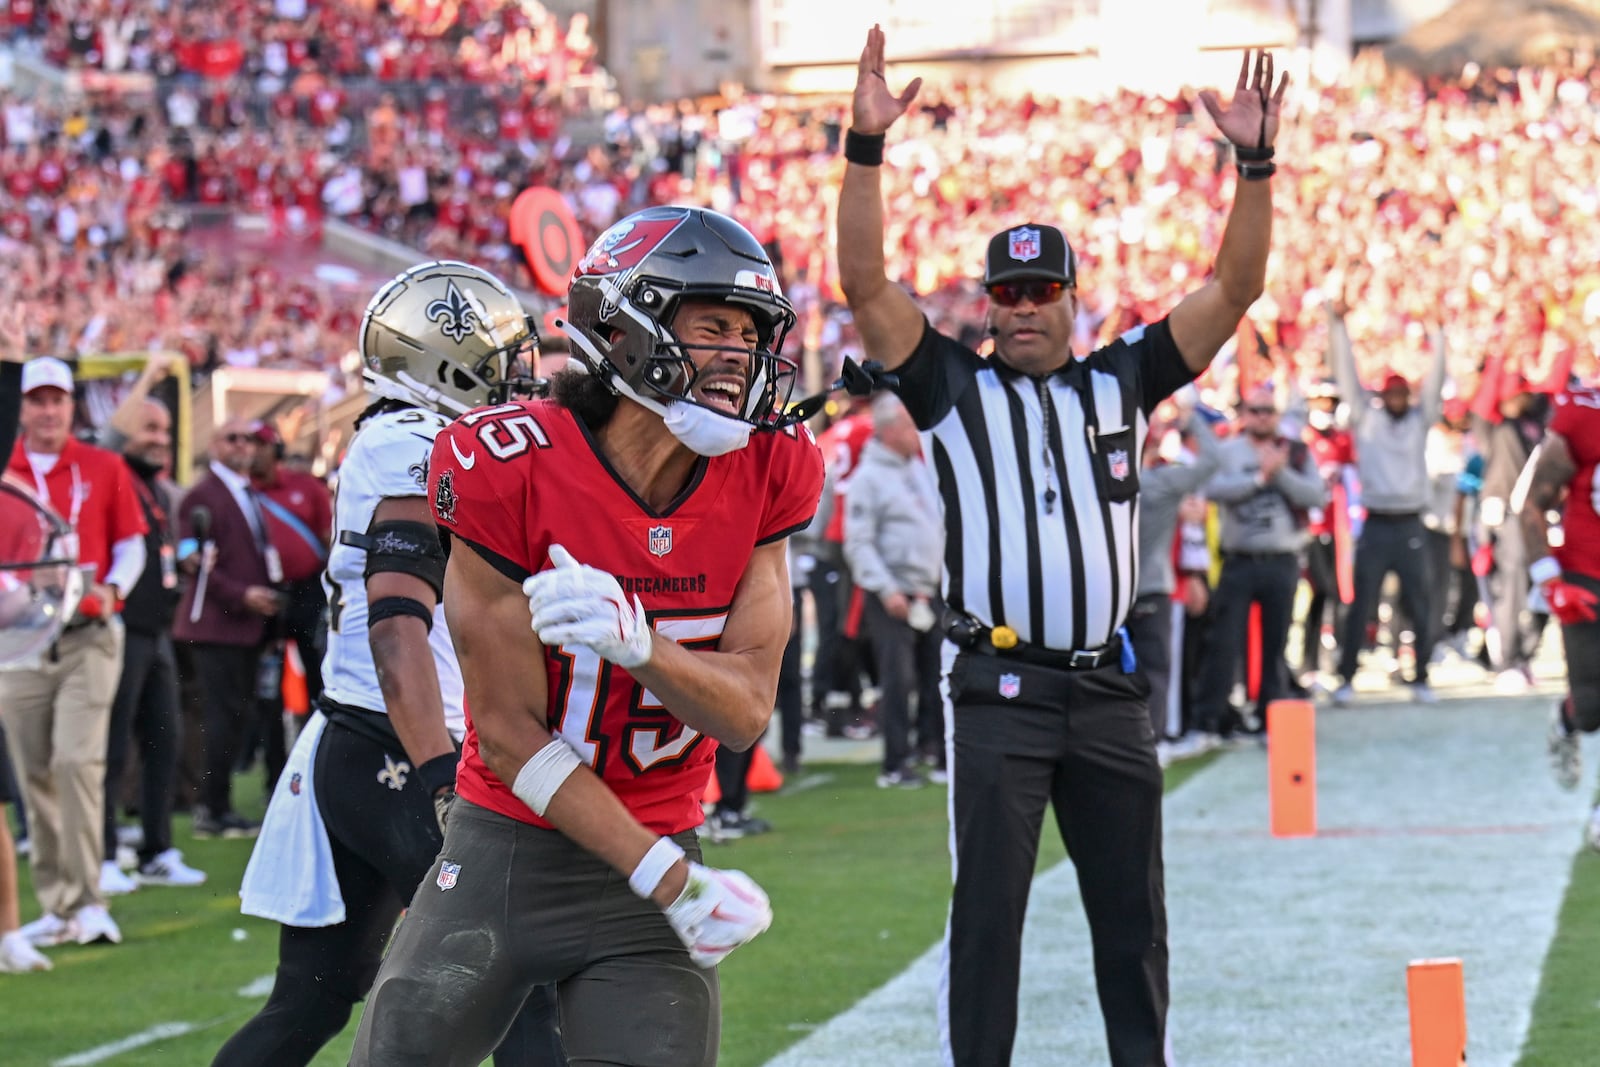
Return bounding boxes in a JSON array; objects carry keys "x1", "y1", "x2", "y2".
[
  {"x1": 561, "y1": 206, "x2": 798, "y2": 427},
  {"x1": 0, "y1": 479, "x2": 84, "y2": 665},
  {"x1": 360, "y1": 260, "x2": 541, "y2": 416}
]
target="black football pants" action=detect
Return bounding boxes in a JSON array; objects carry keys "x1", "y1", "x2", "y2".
[
  {"x1": 103, "y1": 629, "x2": 180, "y2": 864},
  {"x1": 941, "y1": 651, "x2": 1166, "y2": 1067}
]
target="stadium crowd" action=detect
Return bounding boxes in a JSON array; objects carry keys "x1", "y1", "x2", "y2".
[{"x1": 1, "y1": 20, "x2": 1597, "y2": 968}]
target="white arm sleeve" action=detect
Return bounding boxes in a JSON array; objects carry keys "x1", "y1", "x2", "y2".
[{"x1": 104, "y1": 534, "x2": 148, "y2": 598}]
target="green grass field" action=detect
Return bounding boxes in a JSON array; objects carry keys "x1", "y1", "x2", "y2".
[{"x1": 3, "y1": 752, "x2": 1592, "y2": 1066}]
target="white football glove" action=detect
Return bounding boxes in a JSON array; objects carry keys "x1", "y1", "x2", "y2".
[
  {"x1": 663, "y1": 862, "x2": 773, "y2": 968},
  {"x1": 523, "y1": 544, "x2": 653, "y2": 669}
]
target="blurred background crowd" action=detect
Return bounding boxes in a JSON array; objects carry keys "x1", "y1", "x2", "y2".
[{"x1": 1, "y1": 0, "x2": 1597, "y2": 960}]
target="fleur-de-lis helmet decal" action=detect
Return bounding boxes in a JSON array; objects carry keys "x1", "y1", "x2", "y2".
[{"x1": 425, "y1": 280, "x2": 483, "y2": 343}]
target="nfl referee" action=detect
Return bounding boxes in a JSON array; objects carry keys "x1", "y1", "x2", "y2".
[{"x1": 837, "y1": 26, "x2": 1287, "y2": 1067}]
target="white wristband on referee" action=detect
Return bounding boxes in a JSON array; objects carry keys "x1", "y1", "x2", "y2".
[
  {"x1": 1530, "y1": 556, "x2": 1563, "y2": 587},
  {"x1": 511, "y1": 737, "x2": 583, "y2": 817},
  {"x1": 628, "y1": 837, "x2": 686, "y2": 899}
]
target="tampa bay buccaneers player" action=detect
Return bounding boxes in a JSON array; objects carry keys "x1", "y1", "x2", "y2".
[
  {"x1": 1525, "y1": 385, "x2": 1600, "y2": 842},
  {"x1": 351, "y1": 207, "x2": 825, "y2": 1067}
]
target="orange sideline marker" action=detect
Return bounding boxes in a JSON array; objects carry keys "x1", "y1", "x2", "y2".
[
  {"x1": 1267, "y1": 699, "x2": 1315, "y2": 837},
  {"x1": 1407, "y1": 958, "x2": 1466, "y2": 1066}
]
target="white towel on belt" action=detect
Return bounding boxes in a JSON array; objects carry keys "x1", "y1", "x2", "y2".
[{"x1": 239, "y1": 711, "x2": 345, "y2": 926}]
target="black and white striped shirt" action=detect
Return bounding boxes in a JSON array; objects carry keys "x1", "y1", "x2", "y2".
[{"x1": 893, "y1": 318, "x2": 1196, "y2": 653}]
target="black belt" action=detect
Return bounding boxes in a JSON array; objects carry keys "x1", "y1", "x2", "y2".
[
  {"x1": 1365, "y1": 510, "x2": 1422, "y2": 520},
  {"x1": 1222, "y1": 549, "x2": 1297, "y2": 561},
  {"x1": 948, "y1": 615, "x2": 1121, "y2": 672}
]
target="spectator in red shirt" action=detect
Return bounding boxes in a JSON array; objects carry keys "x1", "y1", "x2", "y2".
[{"x1": 2, "y1": 356, "x2": 148, "y2": 953}]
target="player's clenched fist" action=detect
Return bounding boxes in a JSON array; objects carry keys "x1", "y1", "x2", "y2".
[
  {"x1": 663, "y1": 862, "x2": 774, "y2": 968},
  {"x1": 522, "y1": 543, "x2": 654, "y2": 668}
]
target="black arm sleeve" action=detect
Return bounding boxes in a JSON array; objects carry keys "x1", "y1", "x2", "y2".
[
  {"x1": 889, "y1": 318, "x2": 985, "y2": 431},
  {"x1": 0, "y1": 361, "x2": 20, "y2": 461}
]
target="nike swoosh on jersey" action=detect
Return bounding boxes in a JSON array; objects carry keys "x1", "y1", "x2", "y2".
[{"x1": 450, "y1": 436, "x2": 477, "y2": 470}]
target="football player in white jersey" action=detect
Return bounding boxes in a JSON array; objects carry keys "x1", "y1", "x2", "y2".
[{"x1": 215, "y1": 262, "x2": 562, "y2": 1066}]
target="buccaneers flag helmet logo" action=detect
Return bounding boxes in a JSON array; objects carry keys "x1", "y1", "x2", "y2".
[{"x1": 575, "y1": 211, "x2": 692, "y2": 277}]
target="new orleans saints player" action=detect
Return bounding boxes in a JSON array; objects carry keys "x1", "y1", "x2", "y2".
[{"x1": 215, "y1": 262, "x2": 562, "y2": 1066}]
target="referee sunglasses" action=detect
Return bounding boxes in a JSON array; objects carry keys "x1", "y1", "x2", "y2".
[{"x1": 986, "y1": 280, "x2": 1069, "y2": 308}]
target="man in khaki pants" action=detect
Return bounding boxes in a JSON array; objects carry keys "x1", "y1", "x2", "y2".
[{"x1": 2, "y1": 358, "x2": 147, "y2": 949}]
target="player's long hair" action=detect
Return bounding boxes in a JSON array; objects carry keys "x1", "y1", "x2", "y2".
[{"x1": 549, "y1": 367, "x2": 619, "y2": 430}]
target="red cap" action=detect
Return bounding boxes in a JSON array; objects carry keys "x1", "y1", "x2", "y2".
[
  {"x1": 1442, "y1": 397, "x2": 1469, "y2": 422},
  {"x1": 1380, "y1": 373, "x2": 1410, "y2": 393},
  {"x1": 250, "y1": 421, "x2": 283, "y2": 447}
]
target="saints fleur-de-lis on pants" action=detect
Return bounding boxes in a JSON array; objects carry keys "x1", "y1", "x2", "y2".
[{"x1": 378, "y1": 754, "x2": 412, "y2": 791}]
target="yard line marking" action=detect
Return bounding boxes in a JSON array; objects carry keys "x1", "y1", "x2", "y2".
[
  {"x1": 237, "y1": 975, "x2": 275, "y2": 997},
  {"x1": 766, "y1": 696, "x2": 1585, "y2": 1066},
  {"x1": 53, "y1": 1022, "x2": 198, "y2": 1066},
  {"x1": 781, "y1": 772, "x2": 835, "y2": 794}
]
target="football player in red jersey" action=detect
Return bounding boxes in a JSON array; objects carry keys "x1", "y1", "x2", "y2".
[
  {"x1": 351, "y1": 207, "x2": 825, "y2": 1067},
  {"x1": 1524, "y1": 386, "x2": 1600, "y2": 842}
]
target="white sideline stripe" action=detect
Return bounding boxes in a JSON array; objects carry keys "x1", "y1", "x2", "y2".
[
  {"x1": 53, "y1": 1022, "x2": 199, "y2": 1066},
  {"x1": 237, "y1": 974, "x2": 275, "y2": 997},
  {"x1": 766, "y1": 696, "x2": 1586, "y2": 1066}
]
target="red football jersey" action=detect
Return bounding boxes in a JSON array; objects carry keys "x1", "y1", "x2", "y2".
[
  {"x1": 1305, "y1": 428, "x2": 1354, "y2": 537},
  {"x1": 1552, "y1": 387, "x2": 1600, "y2": 581},
  {"x1": 431, "y1": 399, "x2": 823, "y2": 834},
  {"x1": 816, "y1": 413, "x2": 873, "y2": 544}
]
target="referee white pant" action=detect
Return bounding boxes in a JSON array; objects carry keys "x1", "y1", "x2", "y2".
[{"x1": 938, "y1": 644, "x2": 1167, "y2": 1067}]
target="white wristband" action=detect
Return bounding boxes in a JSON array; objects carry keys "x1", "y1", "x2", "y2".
[
  {"x1": 1530, "y1": 556, "x2": 1563, "y2": 586},
  {"x1": 628, "y1": 837, "x2": 686, "y2": 899},
  {"x1": 511, "y1": 737, "x2": 583, "y2": 817}
]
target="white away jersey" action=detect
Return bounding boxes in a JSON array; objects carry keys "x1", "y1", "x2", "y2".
[{"x1": 321, "y1": 406, "x2": 465, "y2": 738}]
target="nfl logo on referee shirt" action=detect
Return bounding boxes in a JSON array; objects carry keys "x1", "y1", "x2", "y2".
[
  {"x1": 1109, "y1": 449, "x2": 1130, "y2": 481},
  {"x1": 999, "y1": 673, "x2": 1021, "y2": 699},
  {"x1": 648, "y1": 525, "x2": 673, "y2": 557},
  {"x1": 437, "y1": 861, "x2": 461, "y2": 891},
  {"x1": 1008, "y1": 227, "x2": 1041, "y2": 263}
]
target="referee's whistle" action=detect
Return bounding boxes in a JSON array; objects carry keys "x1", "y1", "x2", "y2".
[{"x1": 990, "y1": 625, "x2": 1019, "y2": 650}]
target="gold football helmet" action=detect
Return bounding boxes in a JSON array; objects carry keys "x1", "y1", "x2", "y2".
[{"x1": 360, "y1": 260, "x2": 541, "y2": 415}]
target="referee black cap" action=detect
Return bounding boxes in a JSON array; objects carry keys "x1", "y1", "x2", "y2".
[{"x1": 983, "y1": 223, "x2": 1077, "y2": 288}]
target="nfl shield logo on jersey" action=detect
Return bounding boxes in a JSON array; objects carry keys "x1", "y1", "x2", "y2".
[
  {"x1": 1108, "y1": 449, "x2": 1130, "y2": 481},
  {"x1": 648, "y1": 525, "x2": 673, "y2": 557},
  {"x1": 999, "y1": 672, "x2": 1022, "y2": 699},
  {"x1": 437, "y1": 861, "x2": 461, "y2": 891},
  {"x1": 1009, "y1": 227, "x2": 1041, "y2": 263}
]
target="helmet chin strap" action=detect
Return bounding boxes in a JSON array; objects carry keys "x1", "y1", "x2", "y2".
[
  {"x1": 554, "y1": 317, "x2": 753, "y2": 457},
  {"x1": 365, "y1": 369, "x2": 474, "y2": 416}
]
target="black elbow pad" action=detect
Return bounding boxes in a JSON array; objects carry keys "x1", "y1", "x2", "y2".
[{"x1": 340, "y1": 519, "x2": 447, "y2": 597}]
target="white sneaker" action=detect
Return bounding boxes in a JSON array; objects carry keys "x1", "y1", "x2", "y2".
[
  {"x1": 19, "y1": 913, "x2": 74, "y2": 947},
  {"x1": 1411, "y1": 683, "x2": 1440, "y2": 705},
  {"x1": 1586, "y1": 805, "x2": 1600, "y2": 853},
  {"x1": 1332, "y1": 684, "x2": 1355, "y2": 708},
  {"x1": 135, "y1": 848, "x2": 207, "y2": 887},
  {"x1": 115, "y1": 844, "x2": 139, "y2": 871},
  {"x1": 74, "y1": 904, "x2": 122, "y2": 945},
  {"x1": 100, "y1": 860, "x2": 139, "y2": 896},
  {"x1": 0, "y1": 930, "x2": 52, "y2": 972},
  {"x1": 1496, "y1": 669, "x2": 1532, "y2": 695}
]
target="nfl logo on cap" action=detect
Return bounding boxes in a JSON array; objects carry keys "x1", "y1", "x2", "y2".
[
  {"x1": 648, "y1": 525, "x2": 673, "y2": 557},
  {"x1": 1008, "y1": 227, "x2": 1040, "y2": 263},
  {"x1": 984, "y1": 222, "x2": 1076, "y2": 287}
]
